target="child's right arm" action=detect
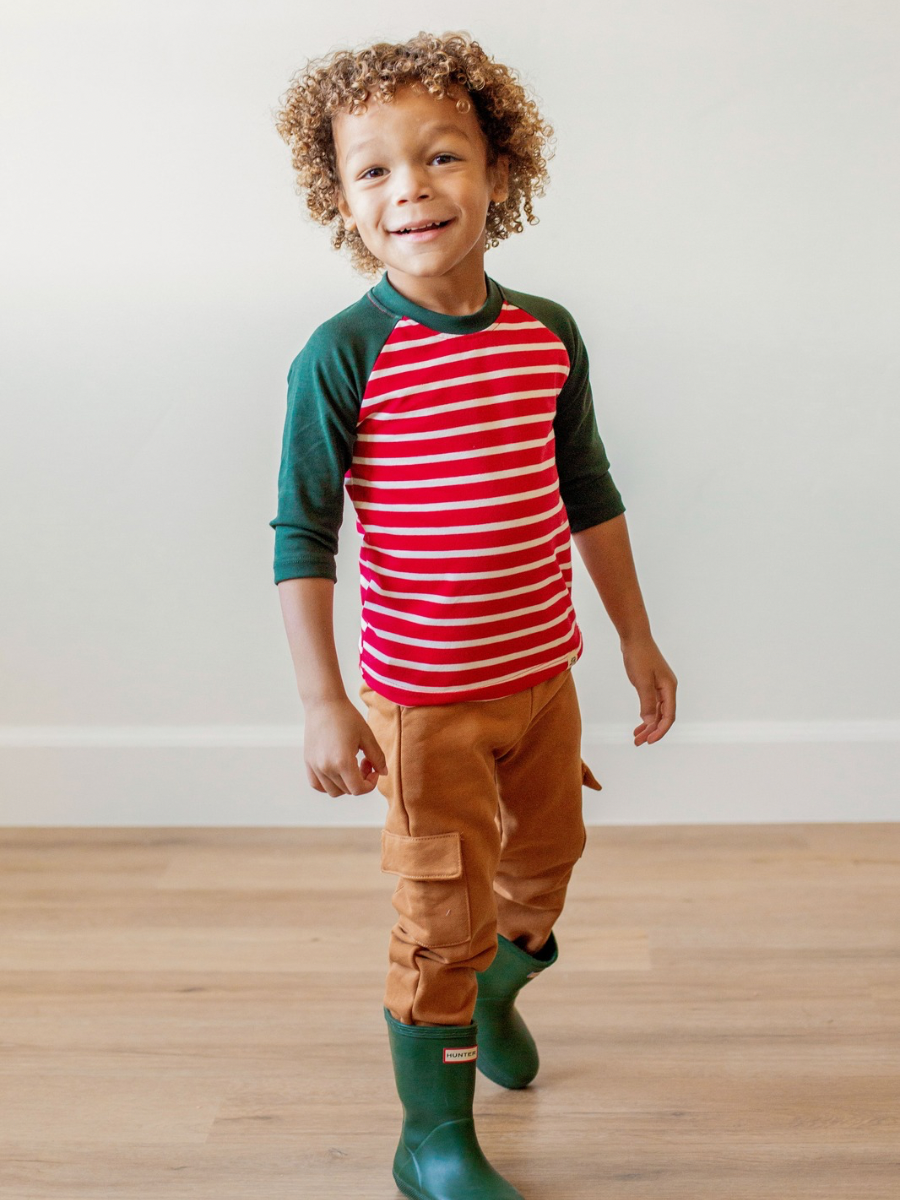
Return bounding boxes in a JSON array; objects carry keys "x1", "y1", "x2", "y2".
[
  {"x1": 277, "y1": 577, "x2": 387, "y2": 798},
  {"x1": 270, "y1": 307, "x2": 400, "y2": 798}
]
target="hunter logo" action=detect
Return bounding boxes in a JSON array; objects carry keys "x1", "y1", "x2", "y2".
[{"x1": 443, "y1": 1045, "x2": 478, "y2": 1064}]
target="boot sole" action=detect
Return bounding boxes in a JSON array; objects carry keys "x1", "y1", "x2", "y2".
[
  {"x1": 393, "y1": 1167, "x2": 522, "y2": 1200},
  {"x1": 392, "y1": 1170, "x2": 429, "y2": 1200}
]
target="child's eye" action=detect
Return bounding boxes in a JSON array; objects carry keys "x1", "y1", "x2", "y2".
[{"x1": 358, "y1": 155, "x2": 456, "y2": 180}]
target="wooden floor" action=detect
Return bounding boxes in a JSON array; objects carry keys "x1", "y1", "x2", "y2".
[{"x1": 0, "y1": 824, "x2": 897, "y2": 1199}]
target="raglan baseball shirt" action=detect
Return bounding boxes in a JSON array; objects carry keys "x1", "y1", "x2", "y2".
[{"x1": 270, "y1": 271, "x2": 626, "y2": 707}]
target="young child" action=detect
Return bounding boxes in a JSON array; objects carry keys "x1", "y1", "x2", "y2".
[{"x1": 270, "y1": 30, "x2": 677, "y2": 1200}]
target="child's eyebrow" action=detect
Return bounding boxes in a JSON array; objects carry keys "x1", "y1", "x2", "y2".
[{"x1": 342, "y1": 122, "x2": 475, "y2": 165}]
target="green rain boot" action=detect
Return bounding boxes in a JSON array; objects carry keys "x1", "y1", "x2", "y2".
[
  {"x1": 473, "y1": 931, "x2": 559, "y2": 1089},
  {"x1": 384, "y1": 1007, "x2": 525, "y2": 1200}
]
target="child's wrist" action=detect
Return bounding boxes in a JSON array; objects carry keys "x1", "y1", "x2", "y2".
[{"x1": 618, "y1": 619, "x2": 653, "y2": 647}]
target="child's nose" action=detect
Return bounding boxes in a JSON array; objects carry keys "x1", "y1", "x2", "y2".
[{"x1": 392, "y1": 165, "x2": 433, "y2": 204}]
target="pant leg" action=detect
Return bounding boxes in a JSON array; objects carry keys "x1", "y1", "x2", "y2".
[
  {"x1": 493, "y1": 670, "x2": 600, "y2": 955},
  {"x1": 361, "y1": 682, "x2": 532, "y2": 1027}
]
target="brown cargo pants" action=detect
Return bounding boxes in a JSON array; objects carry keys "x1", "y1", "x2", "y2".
[{"x1": 360, "y1": 667, "x2": 602, "y2": 1027}]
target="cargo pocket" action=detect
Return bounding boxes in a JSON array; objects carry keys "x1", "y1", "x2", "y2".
[{"x1": 381, "y1": 830, "x2": 472, "y2": 949}]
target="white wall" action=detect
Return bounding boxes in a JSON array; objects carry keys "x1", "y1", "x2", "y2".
[{"x1": 2, "y1": 0, "x2": 898, "y2": 824}]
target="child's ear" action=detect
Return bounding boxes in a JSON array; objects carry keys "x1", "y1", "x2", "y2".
[
  {"x1": 490, "y1": 154, "x2": 511, "y2": 205},
  {"x1": 334, "y1": 187, "x2": 357, "y2": 232}
]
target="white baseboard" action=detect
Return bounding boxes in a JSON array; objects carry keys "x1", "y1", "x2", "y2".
[{"x1": 1, "y1": 722, "x2": 898, "y2": 825}]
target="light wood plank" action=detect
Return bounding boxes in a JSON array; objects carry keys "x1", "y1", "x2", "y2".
[{"x1": 0, "y1": 824, "x2": 897, "y2": 1199}]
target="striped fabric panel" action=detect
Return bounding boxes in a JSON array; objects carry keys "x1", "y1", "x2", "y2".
[{"x1": 345, "y1": 302, "x2": 583, "y2": 705}]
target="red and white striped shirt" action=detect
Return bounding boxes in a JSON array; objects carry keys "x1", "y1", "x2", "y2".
[
  {"x1": 270, "y1": 272, "x2": 625, "y2": 707},
  {"x1": 348, "y1": 301, "x2": 585, "y2": 705}
]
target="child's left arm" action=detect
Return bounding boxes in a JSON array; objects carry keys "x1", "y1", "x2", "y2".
[{"x1": 573, "y1": 513, "x2": 677, "y2": 746}]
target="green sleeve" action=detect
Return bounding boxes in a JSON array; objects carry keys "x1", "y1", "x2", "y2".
[
  {"x1": 497, "y1": 284, "x2": 626, "y2": 532},
  {"x1": 269, "y1": 295, "x2": 398, "y2": 584}
]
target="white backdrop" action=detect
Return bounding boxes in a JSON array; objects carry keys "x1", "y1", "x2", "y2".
[{"x1": 2, "y1": 0, "x2": 898, "y2": 824}]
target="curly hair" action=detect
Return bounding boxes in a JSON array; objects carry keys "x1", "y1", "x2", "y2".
[{"x1": 273, "y1": 31, "x2": 555, "y2": 276}]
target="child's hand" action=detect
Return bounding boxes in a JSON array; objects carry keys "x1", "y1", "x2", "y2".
[
  {"x1": 620, "y1": 633, "x2": 677, "y2": 746},
  {"x1": 303, "y1": 697, "x2": 388, "y2": 797}
]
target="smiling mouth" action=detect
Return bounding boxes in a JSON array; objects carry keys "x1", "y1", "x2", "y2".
[{"x1": 391, "y1": 219, "x2": 453, "y2": 235}]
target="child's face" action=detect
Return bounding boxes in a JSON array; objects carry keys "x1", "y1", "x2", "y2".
[{"x1": 332, "y1": 82, "x2": 509, "y2": 303}]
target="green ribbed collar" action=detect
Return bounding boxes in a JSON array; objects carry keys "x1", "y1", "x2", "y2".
[{"x1": 367, "y1": 271, "x2": 503, "y2": 334}]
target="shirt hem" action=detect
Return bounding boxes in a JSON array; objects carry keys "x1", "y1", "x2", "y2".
[{"x1": 360, "y1": 647, "x2": 583, "y2": 707}]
